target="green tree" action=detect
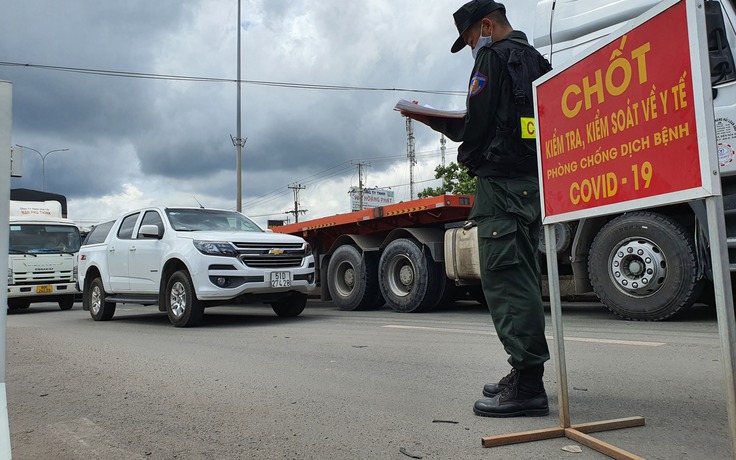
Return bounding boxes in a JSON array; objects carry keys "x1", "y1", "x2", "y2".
[{"x1": 418, "y1": 162, "x2": 476, "y2": 198}]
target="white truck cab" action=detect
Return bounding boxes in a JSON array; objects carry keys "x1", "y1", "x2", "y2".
[{"x1": 8, "y1": 200, "x2": 81, "y2": 310}]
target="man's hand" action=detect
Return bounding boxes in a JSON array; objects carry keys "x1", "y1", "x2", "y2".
[
  {"x1": 399, "y1": 100, "x2": 432, "y2": 126},
  {"x1": 400, "y1": 111, "x2": 432, "y2": 126}
]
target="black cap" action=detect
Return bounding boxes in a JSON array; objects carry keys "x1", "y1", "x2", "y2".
[{"x1": 451, "y1": 0, "x2": 506, "y2": 53}]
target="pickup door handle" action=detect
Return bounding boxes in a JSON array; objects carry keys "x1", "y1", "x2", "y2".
[
  {"x1": 108, "y1": 247, "x2": 115, "y2": 253},
  {"x1": 129, "y1": 246, "x2": 136, "y2": 252}
]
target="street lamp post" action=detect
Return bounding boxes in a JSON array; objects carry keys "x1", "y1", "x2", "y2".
[{"x1": 15, "y1": 145, "x2": 69, "y2": 191}]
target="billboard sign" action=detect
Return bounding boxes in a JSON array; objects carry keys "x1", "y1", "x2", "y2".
[
  {"x1": 534, "y1": 0, "x2": 717, "y2": 223},
  {"x1": 349, "y1": 188, "x2": 395, "y2": 211}
]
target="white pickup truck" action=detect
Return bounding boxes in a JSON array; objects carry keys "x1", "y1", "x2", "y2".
[{"x1": 78, "y1": 207, "x2": 316, "y2": 327}]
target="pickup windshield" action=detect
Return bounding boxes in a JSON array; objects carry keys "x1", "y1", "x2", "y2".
[
  {"x1": 166, "y1": 209, "x2": 263, "y2": 233},
  {"x1": 9, "y1": 224, "x2": 82, "y2": 254}
]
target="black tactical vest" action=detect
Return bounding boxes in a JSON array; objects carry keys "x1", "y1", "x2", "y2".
[{"x1": 485, "y1": 37, "x2": 552, "y2": 175}]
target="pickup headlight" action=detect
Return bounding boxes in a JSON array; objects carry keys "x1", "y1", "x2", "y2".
[{"x1": 193, "y1": 241, "x2": 238, "y2": 257}]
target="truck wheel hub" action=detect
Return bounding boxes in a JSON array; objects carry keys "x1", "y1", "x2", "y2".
[
  {"x1": 609, "y1": 238, "x2": 666, "y2": 297},
  {"x1": 399, "y1": 265, "x2": 414, "y2": 286},
  {"x1": 343, "y1": 268, "x2": 355, "y2": 288},
  {"x1": 334, "y1": 261, "x2": 356, "y2": 297},
  {"x1": 385, "y1": 255, "x2": 416, "y2": 297}
]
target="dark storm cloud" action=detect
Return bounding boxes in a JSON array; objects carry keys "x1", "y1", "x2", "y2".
[
  {"x1": 2, "y1": 0, "x2": 537, "y2": 224},
  {"x1": 3, "y1": 0, "x2": 193, "y2": 199}
]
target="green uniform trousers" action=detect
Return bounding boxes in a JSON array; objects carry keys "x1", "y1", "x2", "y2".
[{"x1": 470, "y1": 175, "x2": 550, "y2": 370}]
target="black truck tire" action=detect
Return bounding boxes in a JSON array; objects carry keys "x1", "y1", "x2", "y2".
[
  {"x1": 7, "y1": 299, "x2": 31, "y2": 310},
  {"x1": 271, "y1": 293, "x2": 307, "y2": 317},
  {"x1": 588, "y1": 212, "x2": 703, "y2": 321},
  {"x1": 326, "y1": 244, "x2": 384, "y2": 311},
  {"x1": 59, "y1": 295, "x2": 75, "y2": 310},
  {"x1": 87, "y1": 277, "x2": 116, "y2": 321},
  {"x1": 378, "y1": 238, "x2": 443, "y2": 313}
]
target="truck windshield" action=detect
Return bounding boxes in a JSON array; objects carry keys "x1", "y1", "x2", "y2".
[
  {"x1": 166, "y1": 209, "x2": 263, "y2": 233},
  {"x1": 9, "y1": 224, "x2": 82, "y2": 254}
]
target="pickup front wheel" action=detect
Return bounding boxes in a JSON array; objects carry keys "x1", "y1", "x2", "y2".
[
  {"x1": 87, "y1": 277, "x2": 116, "y2": 321},
  {"x1": 165, "y1": 270, "x2": 204, "y2": 327}
]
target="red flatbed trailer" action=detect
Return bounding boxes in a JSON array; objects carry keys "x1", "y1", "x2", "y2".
[
  {"x1": 275, "y1": 194, "x2": 474, "y2": 251},
  {"x1": 274, "y1": 194, "x2": 476, "y2": 313}
]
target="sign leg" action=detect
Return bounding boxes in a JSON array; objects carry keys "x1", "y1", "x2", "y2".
[
  {"x1": 544, "y1": 224, "x2": 571, "y2": 428},
  {"x1": 704, "y1": 196, "x2": 736, "y2": 457}
]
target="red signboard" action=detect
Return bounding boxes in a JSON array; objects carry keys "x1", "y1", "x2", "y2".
[{"x1": 536, "y1": 0, "x2": 706, "y2": 220}]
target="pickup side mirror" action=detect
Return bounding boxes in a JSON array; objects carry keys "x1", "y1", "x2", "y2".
[{"x1": 139, "y1": 224, "x2": 163, "y2": 239}]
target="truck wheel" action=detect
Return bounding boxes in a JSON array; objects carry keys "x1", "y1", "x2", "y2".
[
  {"x1": 7, "y1": 299, "x2": 31, "y2": 310},
  {"x1": 271, "y1": 294, "x2": 307, "y2": 317},
  {"x1": 379, "y1": 238, "x2": 443, "y2": 313},
  {"x1": 466, "y1": 285, "x2": 488, "y2": 306},
  {"x1": 588, "y1": 212, "x2": 703, "y2": 321},
  {"x1": 327, "y1": 245, "x2": 384, "y2": 311},
  {"x1": 59, "y1": 296, "x2": 75, "y2": 310},
  {"x1": 165, "y1": 270, "x2": 204, "y2": 327},
  {"x1": 87, "y1": 277, "x2": 116, "y2": 321}
]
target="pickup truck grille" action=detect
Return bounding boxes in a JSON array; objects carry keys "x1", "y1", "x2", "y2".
[{"x1": 232, "y1": 242, "x2": 306, "y2": 269}]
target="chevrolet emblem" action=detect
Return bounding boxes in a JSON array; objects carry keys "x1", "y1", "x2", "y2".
[{"x1": 269, "y1": 249, "x2": 284, "y2": 255}]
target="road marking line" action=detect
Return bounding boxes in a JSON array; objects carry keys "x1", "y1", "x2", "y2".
[{"x1": 382, "y1": 325, "x2": 665, "y2": 347}]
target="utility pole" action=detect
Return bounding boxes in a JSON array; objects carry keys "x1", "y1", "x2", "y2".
[
  {"x1": 285, "y1": 183, "x2": 307, "y2": 223},
  {"x1": 233, "y1": 0, "x2": 244, "y2": 212},
  {"x1": 440, "y1": 134, "x2": 447, "y2": 167},
  {"x1": 406, "y1": 117, "x2": 416, "y2": 200},
  {"x1": 352, "y1": 161, "x2": 370, "y2": 210}
]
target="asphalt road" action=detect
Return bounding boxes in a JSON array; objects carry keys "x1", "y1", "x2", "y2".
[{"x1": 4, "y1": 299, "x2": 732, "y2": 459}]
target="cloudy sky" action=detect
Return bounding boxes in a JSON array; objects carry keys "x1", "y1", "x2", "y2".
[{"x1": 2, "y1": 0, "x2": 538, "y2": 228}]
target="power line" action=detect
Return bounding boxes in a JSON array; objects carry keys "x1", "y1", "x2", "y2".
[
  {"x1": 0, "y1": 61, "x2": 466, "y2": 96},
  {"x1": 242, "y1": 149, "x2": 459, "y2": 213}
]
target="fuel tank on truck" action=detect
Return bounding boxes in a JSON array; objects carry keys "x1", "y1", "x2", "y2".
[{"x1": 444, "y1": 226, "x2": 481, "y2": 282}]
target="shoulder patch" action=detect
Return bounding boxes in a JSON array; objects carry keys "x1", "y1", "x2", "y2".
[{"x1": 469, "y1": 72, "x2": 488, "y2": 97}]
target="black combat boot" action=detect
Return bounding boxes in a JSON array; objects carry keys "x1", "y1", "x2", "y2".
[
  {"x1": 474, "y1": 365, "x2": 549, "y2": 417},
  {"x1": 482, "y1": 368, "x2": 517, "y2": 397}
]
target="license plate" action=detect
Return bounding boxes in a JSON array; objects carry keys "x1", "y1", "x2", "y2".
[
  {"x1": 270, "y1": 271, "x2": 291, "y2": 288},
  {"x1": 36, "y1": 285, "x2": 53, "y2": 294}
]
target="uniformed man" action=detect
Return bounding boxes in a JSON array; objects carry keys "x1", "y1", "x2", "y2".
[{"x1": 402, "y1": 0, "x2": 551, "y2": 417}]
